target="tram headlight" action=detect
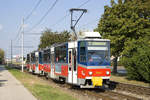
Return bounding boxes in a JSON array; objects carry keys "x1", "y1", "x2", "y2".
[
  {"x1": 88, "y1": 71, "x2": 93, "y2": 75},
  {"x1": 106, "y1": 71, "x2": 110, "y2": 75}
]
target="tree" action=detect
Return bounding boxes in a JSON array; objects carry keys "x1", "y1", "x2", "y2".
[
  {"x1": 95, "y1": 0, "x2": 150, "y2": 73},
  {"x1": 0, "y1": 48, "x2": 5, "y2": 64},
  {"x1": 121, "y1": 37, "x2": 150, "y2": 82},
  {"x1": 38, "y1": 29, "x2": 70, "y2": 49}
]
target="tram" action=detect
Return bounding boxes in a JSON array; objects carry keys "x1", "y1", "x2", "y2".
[
  {"x1": 27, "y1": 51, "x2": 43, "y2": 74},
  {"x1": 26, "y1": 32, "x2": 111, "y2": 88}
]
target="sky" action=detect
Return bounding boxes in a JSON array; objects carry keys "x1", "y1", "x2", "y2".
[{"x1": 0, "y1": 0, "x2": 111, "y2": 59}]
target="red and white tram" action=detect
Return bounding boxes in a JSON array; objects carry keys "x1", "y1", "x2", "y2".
[
  {"x1": 26, "y1": 32, "x2": 111, "y2": 88},
  {"x1": 27, "y1": 51, "x2": 43, "y2": 74}
]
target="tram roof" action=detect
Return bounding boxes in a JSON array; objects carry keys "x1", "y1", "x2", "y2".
[
  {"x1": 40, "y1": 38, "x2": 110, "y2": 50},
  {"x1": 77, "y1": 38, "x2": 110, "y2": 41}
]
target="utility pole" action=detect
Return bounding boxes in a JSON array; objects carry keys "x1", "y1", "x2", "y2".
[
  {"x1": 11, "y1": 40, "x2": 12, "y2": 66},
  {"x1": 70, "y1": 8, "x2": 87, "y2": 40},
  {"x1": 21, "y1": 18, "x2": 24, "y2": 72}
]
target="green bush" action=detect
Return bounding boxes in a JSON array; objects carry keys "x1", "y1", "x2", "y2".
[
  {"x1": 134, "y1": 46, "x2": 150, "y2": 82},
  {"x1": 121, "y1": 39, "x2": 150, "y2": 83}
]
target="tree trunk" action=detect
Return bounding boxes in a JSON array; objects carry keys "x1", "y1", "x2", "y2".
[{"x1": 113, "y1": 57, "x2": 118, "y2": 74}]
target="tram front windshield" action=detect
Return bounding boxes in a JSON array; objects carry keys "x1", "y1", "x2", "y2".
[
  {"x1": 87, "y1": 49, "x2": 109, "y2": 66},
  {"x1": 79, "y1": 41, "x2": 110, "y2": 66}
]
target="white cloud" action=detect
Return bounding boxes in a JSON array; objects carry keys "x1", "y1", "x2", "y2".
[{"x1": 0, "y1": 24, "x2": 3, "y2": 31}]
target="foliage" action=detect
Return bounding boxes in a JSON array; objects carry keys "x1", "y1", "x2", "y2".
[
  {"x1": 38, "y1": 29, "x2": 71, "y2": 49},
  {"x1": 95, "y1": 0, "x2": 150, "y2": 75},
  {"x1": 0, "y1": 48, "x2": 4, "y2": 64},
  {"x1": 121, "y1": 38, "x2": 150, "y2": 82}
]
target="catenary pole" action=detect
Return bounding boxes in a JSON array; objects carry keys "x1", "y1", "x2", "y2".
[
  {"x1": 21, "y1": 18, "x2": 24, "y2": 72},
  {"x1": 11, "y1": 40, "x2": 12, "y2": 66}
]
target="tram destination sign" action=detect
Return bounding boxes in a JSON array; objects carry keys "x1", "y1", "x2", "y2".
[{"x1": 88, "y1": 42, "x2": 106, "y2": 46}]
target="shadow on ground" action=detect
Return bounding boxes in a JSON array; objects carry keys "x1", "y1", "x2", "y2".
[
  {"x1": 0, "y1": 65, "x2": 8, "y2": 87},
  {"x1": 0, "y1": 80, "x2": 7, "y2": 87},
  {"x1": 0, "y1": 65, "x2": 6, "y2": 73}
]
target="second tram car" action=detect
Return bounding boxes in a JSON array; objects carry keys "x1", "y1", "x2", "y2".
[{"x1": 26, "y1": 32, "x2": 111, "y2": 88}]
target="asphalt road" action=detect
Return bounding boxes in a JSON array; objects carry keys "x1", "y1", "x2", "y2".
[{"x1": 0, "y1": 65, "x2": 37, "y2": 100}]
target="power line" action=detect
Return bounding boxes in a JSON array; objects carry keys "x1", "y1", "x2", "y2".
[
  {"x1": 13, "y1": 46, "x2": 34, "y2": 48},
  {"x1": 13, "y1": 25, "x2": 22, "y2": 41},
  {"x1": 81, "y1": 19, "x2": 99, "y2": 27},
  {"x1": 49, "y1": 0, "x2": 91, "y2": 28},
  {"x1": 24, "y1": 0, "x2": 42, "y2": 21},
  {"x1": 50, "y1": 13, "x2": 69, "y2": 28},
  {"x1": 14, "y1": 0, "x2": 90, "y2": 42},
  {"x1": 13, "y1": 0, "x2": 42, "y2": 42},
  {"x1": 24, "y1": 32, "x2": 42, "y2": 35},
  {"x1": 26, "y1": 0, "x2": 59, "y2": 32},
  {"x1": 78, "y1": 0, "x2": 91, "y2": 8},
  {"x1": 19, "y1": 0, "x2": 90, "y2": 56}
]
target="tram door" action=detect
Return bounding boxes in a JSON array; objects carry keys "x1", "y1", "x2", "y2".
[
  {"x1": 35, "y1": 52, "x2": 39, "y2": 73},
  {"x1": 68, "y1": 48, "x2": 77, "y2": 84},
  {"x1": 51, "y1": 50, "x2": 55, "y2": 78}
]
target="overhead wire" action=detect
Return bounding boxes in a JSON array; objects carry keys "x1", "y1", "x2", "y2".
[
  {"x1": 13, "y1": 0, "x2": 45, "y2": 55},
  {"x1": 49, "y1": 0, "x2": 91, "y2": 28},
  {"x1": 78, "y1": 0, "x2": 91, "y2": 8},
  {"x1": 13, "y1": 25, "x2": 22, "y2": 41},
  {"x1": 81, "y1": 19, "x2": 99, "y2": 27},
  {"x1": 26, "y1": 0, "x2": 59, "y2": 32},
  {"x1": 13, "y1": 0, "x2": 43, "y2": 42},
  {"x1": 14, "y1": 0, "x2": 91, "y2": 41},
  {"x1": 13, "y1": 0, "x2": 91, "y2": 56},
  {"x1": 24, "y1": 0, "x2": 42, "y2": 21}
]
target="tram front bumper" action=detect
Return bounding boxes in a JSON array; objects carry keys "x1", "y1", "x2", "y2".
[
  {"x1": 91, "y1": 77, "x2": 103, "y2": 87},
  {"x1": 80, "y1": 77, "x2": 103, "y2": 88}
]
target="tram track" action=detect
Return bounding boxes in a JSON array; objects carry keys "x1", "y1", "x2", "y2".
[
  {"x1": 110, "y1": 81, "x2": 150, "y2": 100},
  {"x1": 27, "y1": 72, "x2": 141, "y2": 100},
  {"x1": 12, "y1": 66, "x2": 148, "y2": 100},
  {"x1": 68, "y1": 86, "x2": 141, "y2": 100}
]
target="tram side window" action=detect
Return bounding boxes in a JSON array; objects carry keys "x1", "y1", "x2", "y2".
[
  {"x1": 39, "y1": 52, "x2": 43, "y2": 63},
  {"x1": 69, "y1": 51, "x2": 71, "y2": 64},
  {"x1": 35, "y1": 55, "x2": 38, "y2": 63},
  {"x1": 80, "y1": 42, "x2": 86, "y2": 62},
  {"x1": 27, "y1": 54, "x2": 30, "y2": 63},
  {"x1": 55, "y1": 45, "x2": 67, "y2": 63},
  {"x1": 43, "y1": 49, "x2": 50, "y2": 63},
  {"x1": 31, "y1": 53, "x2": 35, "y2": 62},
  {"x1": 43, "y1": 53, "x2": 47, "y2": 63},
  {"x1": 51, "y1": 54, "x2": 54, "y2": 65}
]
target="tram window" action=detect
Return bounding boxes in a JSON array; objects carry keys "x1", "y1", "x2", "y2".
[
  {"x1": 80, "y1": 47, "x2": 86, "y2": 62},
  {"x1": 31, "y1": 53, "x2": 35, "y2": 62},
  {"x1": 27, "y1": 54, "x2": 30, "y2": 63},
  {"x1": 69, "y1": 51, "x2": 71, "y2": 64},
  {"x1": 35, "y1": 56, "x2": 38, "y2": 62},
  {"x1": 55, "y1": 45, "x2": 67, "y2": 63},
  {"x1": 39, "y1": 52, "x2": 43, "y2": 63},
  {"x1": 43, "y1": 49, "x2": 51, "y2": 63},
  {"x1": 31, "y1": 54, "x2": 33, "y2": 62},
  {"x1": 51, "y1": 54, "x2": 54, "y2": 64},
  {"x1": 74, "y1": 50, "x2": 76, "y2": 71},
  {"x1": 43, "y1": 53, "x2": 48, "y2": 63}
]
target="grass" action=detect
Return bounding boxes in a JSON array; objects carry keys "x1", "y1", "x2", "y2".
[
  {"x1": 111, "y1": 74, "x2": 150, "y2": 87},
  {"x1": 5, "y1": 66, "x2": 76, "y2": 100}
]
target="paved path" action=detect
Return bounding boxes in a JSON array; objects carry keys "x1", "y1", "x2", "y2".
[{"x1": 0, "y1": 65, "x2": 37, "y2": 100}]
